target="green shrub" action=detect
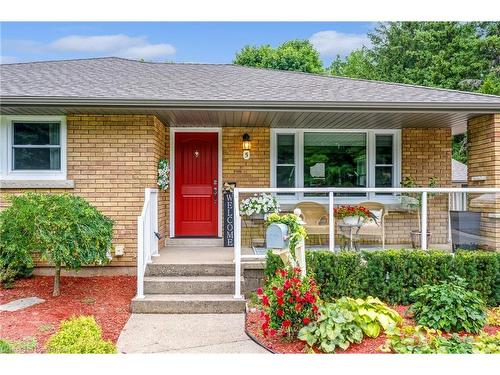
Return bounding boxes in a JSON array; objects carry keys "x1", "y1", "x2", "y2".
[
  {"x1": 0, "y1": 193, "x2": 114, "y2": 296},
  {"x1": 381, "y1": 325, "x2": 475, "y2": 354},
  {"x1": 298, "y1": 296, "x2": 401, "y2": 353},
  {"x1": 45, "y1": 316, "x2": 116, "y2": 354},
  {"x1": 0, "y1": 340, "x2": 13, "y2": 354},
  {"x1": 307, "y1": 251, "x2": 365, "y2": 300},
  {"x1": 264, "y1": 249, "x2": 500, "y2": 305},
  {"x1": 382, "y1": 325, "x2": 500, "y2": 354},
  {"x1": 362, "y1": 249, "x2": 455, "y2": 305},
  {"x1": 409, "y1": 276, "x2": 487, "y2": 333},
  {"x1": 472, "y1": 331, "x2": 500, "y2": 354},
  {"x1": 453, "y1": 250, "x2": 500, "y2": 306}
]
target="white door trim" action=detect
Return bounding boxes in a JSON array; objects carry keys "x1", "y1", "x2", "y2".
[{"x1": 169, "y1": 127, "x2": 223, "y2": 238}]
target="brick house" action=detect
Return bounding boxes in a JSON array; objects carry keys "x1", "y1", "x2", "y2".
[{"x1": 1, "y1": 57, "x2": 500, "y2": 278}]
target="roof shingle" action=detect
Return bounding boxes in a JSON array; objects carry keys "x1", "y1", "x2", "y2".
[{"x1": 1, "y1": 57, "x2": 500, "y2": 105}]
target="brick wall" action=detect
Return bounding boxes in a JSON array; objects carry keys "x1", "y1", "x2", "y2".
[
  {"x1": 384, "y1": 127, "x2": 452, "y2": 244},
  {"x1": 0, "y1": 114, "x2": 168, "y2": 267},
  {"x1": 222, "y1": 127, "x2": 270, "y2": 188},
  {"x1": 467, "y1": 114, "x2": 500, "y2": 250},
  {"x1": 222, "y1": 127, "x2": 270, "y2": 245}
]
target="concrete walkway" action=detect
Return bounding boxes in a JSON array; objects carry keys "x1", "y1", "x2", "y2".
[{"x1": 117, "y1": 313, "x2": 268, "y2": 353}]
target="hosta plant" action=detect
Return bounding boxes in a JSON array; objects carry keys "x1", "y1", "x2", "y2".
[
  {"x1": 298, "y1": 296, "x2": 401, "y2": 353},
  {"x1": 257, "y1": 267, "x2": 320, "y2": 340},
  {"x1": 336, "y1": 296, "x2": 402, "y2": 338},
  {"x1": 409, "y1": 276, "x2": 487, "y2": 333},
  {"x1": 298, "y1": 301, "x2": 364, "y2": 353}
]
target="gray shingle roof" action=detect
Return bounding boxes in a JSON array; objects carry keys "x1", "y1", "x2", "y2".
[{"x1": 1, "y1": 57, "x2": 500, "y2": 105}]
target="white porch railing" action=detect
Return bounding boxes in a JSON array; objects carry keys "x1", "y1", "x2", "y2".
[
  {"x1": 232, "y1": 187, "x2": 500, "y2": 299},
  {"x1": 136, "y1": 188, "x2": 159, "y2": 299}
]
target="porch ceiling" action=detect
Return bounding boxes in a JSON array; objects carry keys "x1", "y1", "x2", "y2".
[{"x1": 0, "y1": 106, "x2": 478, "y2": 134}]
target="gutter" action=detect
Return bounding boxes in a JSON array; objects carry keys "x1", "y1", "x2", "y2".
[{"x1": 1, "y1": 97, "x2": 500, "y2": 113}]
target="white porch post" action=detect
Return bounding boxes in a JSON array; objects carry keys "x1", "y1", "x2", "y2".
[
  {"x1": 329, "y1": 192, "x2": 335, "y2": 252},
  {"x1": 233, "y1": 189, "x2": 242, "y2": 299},
  {"x1": 421, "y1": 191, "x2": 428, "y2": 250},
  {"x1": 151, "y1": 189, "x2": 159, "y2": 257},
  {"x1": 136, "y1": 215, "x2": 145, "y2": 299}
]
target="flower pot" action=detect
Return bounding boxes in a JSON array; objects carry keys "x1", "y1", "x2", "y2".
[
  {"x1": 342, "y1": 215, "x2": 360, "y2": 225},
  {"x1": 410, "y1": 230, "x2": 431, "y2": 249}
]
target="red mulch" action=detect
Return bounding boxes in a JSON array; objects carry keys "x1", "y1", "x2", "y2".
[
  {"x1": 245, "y1": 305, "x2": 499, "y2": 354},
  {"x1": 0, "y1": 276, "x2": 135, "y2": 353}
]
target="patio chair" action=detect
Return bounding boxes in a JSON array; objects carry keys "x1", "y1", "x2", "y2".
[
  {"x1": 357, "y1": 201, "x2": 387, "y2": 249},
  {"x1": 293, "y1": 202, "x2": 329, "y2": 245}
]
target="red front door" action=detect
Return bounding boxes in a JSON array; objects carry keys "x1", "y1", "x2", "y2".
[{"x1": 175, "y1": 132, "x2": 218, "y2": 237}]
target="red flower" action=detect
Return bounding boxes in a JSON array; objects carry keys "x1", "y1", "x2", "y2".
[
  {"x1": 262, "y1": 295, "x2": 269, "y2": 306},
  {"x1": 288, "y1": 297, "x2": 294, "y2": 303},
  {"x1": 303, "y1": 317, "x2": 311, "y2": 325},
  {"x1": 295, "y1": 303, "x2": 302, "y2": 312},
  {"x1": 312, "y1": 304, "x2": 319, "y2": 313},
  {"x1": 275, "y1": 289, "x2": 284, "y2": 298},
  {"x1": 269, "y1": 329, "x2": 277, "y2": 337},
  {"x1": 262, "y1": 321, "x2": 269, "y2": 331},
  {"x1": 284, "y1": 280, "x2": 292, "y2": 290},
  {"x1": 293, "y1": 267, "x2": 301, "y2": 275},
  {"x1": 276, "y1": 309, "x2": 284, "y2": 317},
  {"x1": 277, "y1": 298, "x2": 284, "y2": 306},
  {"x1": 256, "y1": 287, "x2": 263, "y2": 295},
  {"x1": 282, "y1": 319, "x2": 291, "y2": 328}
]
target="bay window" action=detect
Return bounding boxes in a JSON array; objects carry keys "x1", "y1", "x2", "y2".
[{"x1": 271, "y1": 129, "x2": 401, "y2": 202}]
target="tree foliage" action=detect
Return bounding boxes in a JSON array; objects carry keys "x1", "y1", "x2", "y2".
[
  {"x1": 329, "y1": 22, "x2": 500, "y2": 95},
  {"x1": 0, "y1": 193, "x2": 114, "y2": 295},
  {"x1": 234, "y1": 40, "x2": 324, "y2": 74}
]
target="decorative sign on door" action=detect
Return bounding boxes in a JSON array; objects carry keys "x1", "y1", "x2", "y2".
[{"x1": 223, "y1": 182, "x2": 237, "y2": 247}]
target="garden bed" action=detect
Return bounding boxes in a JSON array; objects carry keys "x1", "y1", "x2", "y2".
[
  {"x1": 0, "y1": 276, "x2": 135, "y2": 353},
  {"x1": 245, "y1": 306, "x2": 500, "y2": 354}
]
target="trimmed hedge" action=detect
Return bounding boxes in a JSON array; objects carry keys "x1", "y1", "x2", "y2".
[{"x1": 265, "y1": 249, "x2": 500, "y2": 306}]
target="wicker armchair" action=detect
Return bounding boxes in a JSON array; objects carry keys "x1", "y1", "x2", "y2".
[
  {"x1": 293, "y1": 202, "x2": 329, "y2": 245},
  {"x1": 357, "y1": 201, "x2": 387, "y2": 249}
]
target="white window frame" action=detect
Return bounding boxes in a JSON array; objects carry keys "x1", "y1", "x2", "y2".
[
  {"x1": 270, "y1": 129, "x2": 401, "y2": 204},
  {"x1": 0, "y1": 115, "x2": 67, "y2": 181}
]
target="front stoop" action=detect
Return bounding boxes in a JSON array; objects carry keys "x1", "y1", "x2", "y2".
[
  {"x1": 132, "y1": 261, "x2": 245, "y2": 314},
  {"x1": 131, "y1": 294, "x2": 245, "y2": 314}
]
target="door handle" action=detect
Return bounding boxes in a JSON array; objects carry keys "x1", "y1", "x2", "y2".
[{"x1": 213, "y1": 179, "x2": 218, "y2": 204}]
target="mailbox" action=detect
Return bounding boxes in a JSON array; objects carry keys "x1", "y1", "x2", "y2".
[{"x1": 266, "y1": 223, "x2": 289, "y2": 249}]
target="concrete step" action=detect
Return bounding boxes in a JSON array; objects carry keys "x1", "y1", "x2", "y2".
[
  {"x1": 145, "y1": 263, "x2": 235, "y2": 277},
  {"x1": 165, "y1": 238, "x2": 223, "y2": 247},
  {"x1": 144, "y1": 276, "x2": 236, "y2": 294},
  {"x1": 131, "y1": 294, "x2": 246, "y2": 314}
]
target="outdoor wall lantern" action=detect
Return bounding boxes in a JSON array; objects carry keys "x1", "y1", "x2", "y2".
[{"x1": 242, "y1": 133, "x2": 251, "y2": 160}]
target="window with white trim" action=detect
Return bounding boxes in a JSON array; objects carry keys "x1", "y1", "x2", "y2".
[
  {"x1": 12, "y1": 122, "x2": 62, "y2": 170},
  {"x1": 0, "y1": 116, "x2": 67, "y2": 180},
  {"x1": 271, "y1": 129, "x2": 401, "y2": 201}
]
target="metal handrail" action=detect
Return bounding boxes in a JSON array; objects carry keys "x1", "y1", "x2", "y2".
[{"x1": 232, "y1": 187, "x2": 500, "y2": 299}]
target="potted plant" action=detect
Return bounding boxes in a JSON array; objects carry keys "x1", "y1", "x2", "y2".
[
  {"x1": 333, "y1": 205, "x2": 374, "y2": 225},
  {"x1": 401, "y1": 176, "x2": 436, "y2": 248},
  {"x1": 240, "y1": 193, "x2": 280, "y2": 219}
]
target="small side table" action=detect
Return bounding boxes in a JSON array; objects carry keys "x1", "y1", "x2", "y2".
[{"x1": 338, "y1": 223, "x2": 363, "y2": 252}]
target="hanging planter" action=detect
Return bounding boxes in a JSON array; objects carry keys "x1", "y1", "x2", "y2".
[{"x1": 157, "y1": 158, "x2": 170, "y2": 191}]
